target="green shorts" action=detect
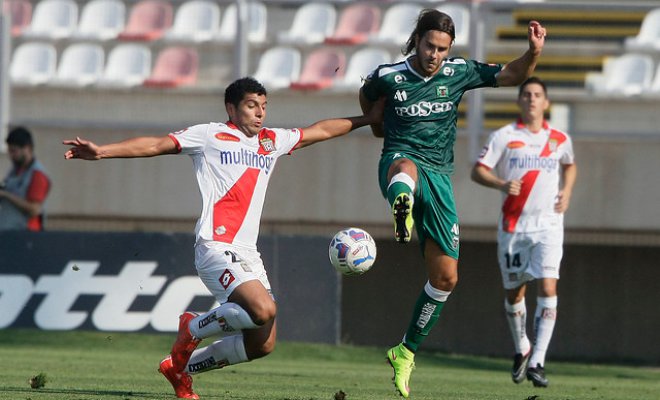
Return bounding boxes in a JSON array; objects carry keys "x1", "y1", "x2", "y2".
[{"x1": 378, "y1": 154, "x2": 460, "y2": 259}]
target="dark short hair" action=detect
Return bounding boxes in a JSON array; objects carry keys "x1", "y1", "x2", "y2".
[
  {"x1": 404, "y1": 9, "x2": 456, "y2": 56},
  {"x1": 518, "y1": 76, "x2": 548, "y2": 98},
  {"x1": 6, "y1": 126, "x2": 33, "y2": 147},
  {"x1": 224, "y1": 77, "x2": 267, "y2": 107}
]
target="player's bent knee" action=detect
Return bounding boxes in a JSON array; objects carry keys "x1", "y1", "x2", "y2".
[{"x1": 248, "y1": 300, "x2": 277, "y2": 325}]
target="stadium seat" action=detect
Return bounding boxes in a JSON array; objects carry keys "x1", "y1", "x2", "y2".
[
  {"x1": 277, "y1": 2, "x2": 336, "y2": 46},
  {"x1": 437, "y1": 3, "x2": 470, "y2": 47},
  {"x1": 21, "y1": 0, "x2": 78, "y2": 40},
  {"x1": 585, "y1": 53, "x2": 654, "y2": 97},
  {"x1": 334, "y1": 47, "x2": 391, "y2": 91},
  {"x1": 143, "y1": 47, "x2": 198, "y2": 88},
  {"x1": 9, "y1": 41, "x2": 56, "y2": 86},
  {"x1": 289, "y1": 48, "x2": 346, "y2": 91},
  {"x1": 118, "y1": 0, "x2": 173, "y2": 41},
  {"x1": 324, "y1": 3, "x2": 380, "y2": 45},
  {"x1": 51, "y1": 43, "x2": 105, "y2": 87},
  {"x1": 624, "y1": 8, "x2": 660, "y2": 52},
  {"x1": 369, "y1": 3, "x2": 422, "y2": 46},
  {"x1": 72, "y1": 0, "x2": 125, "y2": 41},
  {"x1": 3, "y1": 0, "x2": 32, "y2": 37},
  {"x1": 216, "y1": 1, "x2": 266, "y2": 44},
  {"x1": 97, "y1": 44, "x2": 152, "y2": 88},
  {"x1": 164, "y1": 0, "x2": 221, "y2": 43},
  {"x1": 253, "y1": 46, "x2": 301, "y2": 90}
]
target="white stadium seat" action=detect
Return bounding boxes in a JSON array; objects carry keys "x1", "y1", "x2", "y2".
[
  {"x1": 216, "y1": 1, "x2": 267, "y2": 44},
  {"x1": 10, "y1": 42, "x2": 57, "y2": 86},
  {"x1": 22, "y1": 0, "x2": 78, "y2": 40},
  {"x1": 624, "y1": 8, "x2": 660, "y2": 52},
  {"x1": 253, "y1": 46, "x2": 301, "y2": 90},
  {"x1": 51, "y1": 43, "x2": 105, "y2": 87},
  {"x1": 73, "y1": 0, "x2": 126, "y2": 41},
  {"x1": 334, "y1": 47, "x2": 391, "y2": 91},
  {"x1": 369, "y1": 3, "x2": 423, "y2": 46},
  {"x1": 277, "y1": 2, "x2": 336, "y2": 46},
  {"x1": 98, "y1": 44, "x2": 152, "y2": 88},
  {"x1": 164, "y1": 0, "x2": 221, "y2": 43},
  {"x1": 585, "y1": 53, "x2": 654, "y2": 97}
]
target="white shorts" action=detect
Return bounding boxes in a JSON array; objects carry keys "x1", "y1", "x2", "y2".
[
  {"x1": 195, "y1": 241, "x2": 272, "y2": 304},
  {"x1": 497, "y1": 228, "x2": 564, "y2": 290}
]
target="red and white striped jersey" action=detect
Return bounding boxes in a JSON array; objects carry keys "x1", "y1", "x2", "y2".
[
  {"x1": 476, "y1": 119, "x2": 574, "y2": 233},
  {"x1": 168, "y1": 121, "x2": 302, "y2": 249}
]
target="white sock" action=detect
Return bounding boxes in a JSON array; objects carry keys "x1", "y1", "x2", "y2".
[
  {"x1": 530, "y1": 296, "x2": 558, "y2": 367},
  {"x1": 185, "y1": 335, "x2": 249, "y2": 374},
  {"x1": 189, "y1": 303, "x2": 259, "y2": 339},
  {"x1": 387, "y1": 172, "x2": 416, "y2": 194},
  {"x1": 504, "y1": 299, "x2": 531, "y2": 355}
]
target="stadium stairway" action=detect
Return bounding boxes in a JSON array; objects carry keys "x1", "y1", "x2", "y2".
[
  {"x1": 497, "y1": 9, "x2": 644, "y2": 42},
  {"x1": 487, "y1": 54, "x2": 606, "y2": 88}
]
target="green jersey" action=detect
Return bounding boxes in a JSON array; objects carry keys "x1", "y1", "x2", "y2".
[{"x1": 362, "y1": 57, "x2": 503, "y2": 174}]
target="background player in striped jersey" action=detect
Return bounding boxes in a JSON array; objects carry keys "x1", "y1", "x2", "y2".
[
  {"x1": 471, "y1": 77, "x2": 577, "y2": 387},
  {"x1": 64, "y1": 77, "x2": 384, "y2": 399},
  {"x1": 359, "y1": 9, "x2": 546, "y2": 398}
]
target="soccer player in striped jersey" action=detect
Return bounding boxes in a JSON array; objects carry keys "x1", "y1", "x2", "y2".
[
  {"x1": 359, "y1": 9, "x2": 546, "y2": 398},
  {"x1": 64, "y1": 77, "x2": 383, "y2": 399},
  {"x1": 472, "y1": 77, "x2": 576, "y2": 387}
]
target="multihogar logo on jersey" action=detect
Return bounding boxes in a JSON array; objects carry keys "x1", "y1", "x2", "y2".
[
  {"x1": 394, "y1": 101, "x2": 453, "y2": 117},
  {"x1": 508, "y1": 155, "x2": 559, "y2": 173},
  {"x1": 219, "y1": 148, "x2": 275, "y2": 174}
]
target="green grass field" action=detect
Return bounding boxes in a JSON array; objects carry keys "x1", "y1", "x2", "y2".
[{"x1": 1, "y1": 329, "x2": 658, "y2": 400}]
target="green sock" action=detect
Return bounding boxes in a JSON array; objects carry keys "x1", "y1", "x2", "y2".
[
  {"x1": 403, "y1": 290, "x2": 445, "y2": 353},
  {"x1": 387, "y1": 181, "x2": 413, "y2": 205}
]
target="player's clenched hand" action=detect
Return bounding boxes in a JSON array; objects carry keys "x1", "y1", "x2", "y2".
[
  {"x1": 503, "y1": 179, "x2": 521, "y2": 196},
  {"x1": 554, "y1": 190, "x2": 571, "y2": 213},
  {"x1": 528, "y1": 20, "x2": 546, "y2": 53},
  {"x1": 63, "y1": 137, "x2": 102, "y2": 160}
]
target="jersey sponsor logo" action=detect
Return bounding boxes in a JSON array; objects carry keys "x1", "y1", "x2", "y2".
[
  {"x1": 442, "y1": 66, "x2": 455, "y2": 76},
  {"x1": 478, "y1": 145, "x2": 489, "y2": 159},
  {"x1": 436, "y1": 86, "x2": 449, "y2": 98},
  {"x1": 507, "y1": 140, "x2": 526, "y2": 149},
  {"x1": 508, "y1": 155, "x2": 559, "y2": 172},
  {"x1": 215, "y1": 132, "x2": 240, "y2": 142},
  {"x1": 394, "y1": 74, "x2": 405, "y2": 83},
  {"x1": 393, "y1": 90, "x2": 407, "y2": 102},
  {"x1": 219, "y1": 269, "x2": 235, "y2": 289},
  {"x1": 394, "y1": 101, "x2": 453, "y2": 117},
  {"x1": 219, "y1": 148, "x2": 275, "y2": 174}
]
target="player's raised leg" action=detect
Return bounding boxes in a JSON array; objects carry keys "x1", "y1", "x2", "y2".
[{"x1": 387, "y1": 159, "x2": 418, "y2": 244}]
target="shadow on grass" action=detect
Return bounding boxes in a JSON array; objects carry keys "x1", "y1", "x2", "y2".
[{"x1": 0, "y1": 387, "x2": 163, "y2": 399}]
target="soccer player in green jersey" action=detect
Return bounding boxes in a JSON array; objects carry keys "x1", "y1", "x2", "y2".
[{"x1": 359, "y1": 9, "x2": 547, "y2": 398}]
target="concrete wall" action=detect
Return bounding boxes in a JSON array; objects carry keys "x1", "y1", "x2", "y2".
[{"x1": 3, "y1": 88, "x2": 660, "y2": 231}]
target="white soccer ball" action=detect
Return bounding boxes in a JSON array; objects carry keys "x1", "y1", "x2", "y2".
[{"x1": 328, "y1": 227, "x2": 377, "y2": 275}]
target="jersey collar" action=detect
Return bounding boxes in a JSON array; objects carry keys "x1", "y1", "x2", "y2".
[
  {"x1": 405, "y1": 56, "x2": 445, "y2": 83},
  {"x1": 516, "y1": 118, "x2": 549, "y2": 132}
]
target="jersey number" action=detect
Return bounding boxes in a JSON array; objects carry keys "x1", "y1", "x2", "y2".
[{"x1": 504, "y1": 253, "x2": 521, "y2": 269}]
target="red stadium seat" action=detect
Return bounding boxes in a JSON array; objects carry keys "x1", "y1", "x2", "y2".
[
  {"x1": 143, "y1": 46, "x2": 198, "y2": 88},
  {"x1": 289, "y1": 48, "x2": 345, "y2": 91},
  {"x1": 324, "y1": 3, "x2": 380, "y2": 45},
  {"x1": 118, "y1": 0, "x2": 173, "y2": 41},
  {"x1": 3, "y1": 0, "x2": 32, "y2": 37}
]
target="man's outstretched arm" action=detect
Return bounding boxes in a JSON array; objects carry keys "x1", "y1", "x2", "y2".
[{"x1": 63, "y1": 135, "x2": 178, "y2": 160}]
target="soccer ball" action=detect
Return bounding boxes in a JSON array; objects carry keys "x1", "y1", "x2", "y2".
[{"x1": 328, "y1": 227, "x2": 377, "y2": 275}]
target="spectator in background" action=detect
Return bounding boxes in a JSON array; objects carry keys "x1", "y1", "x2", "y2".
[{"x1": 0, "y1": 127, "x2": 51, "y2": 231}]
